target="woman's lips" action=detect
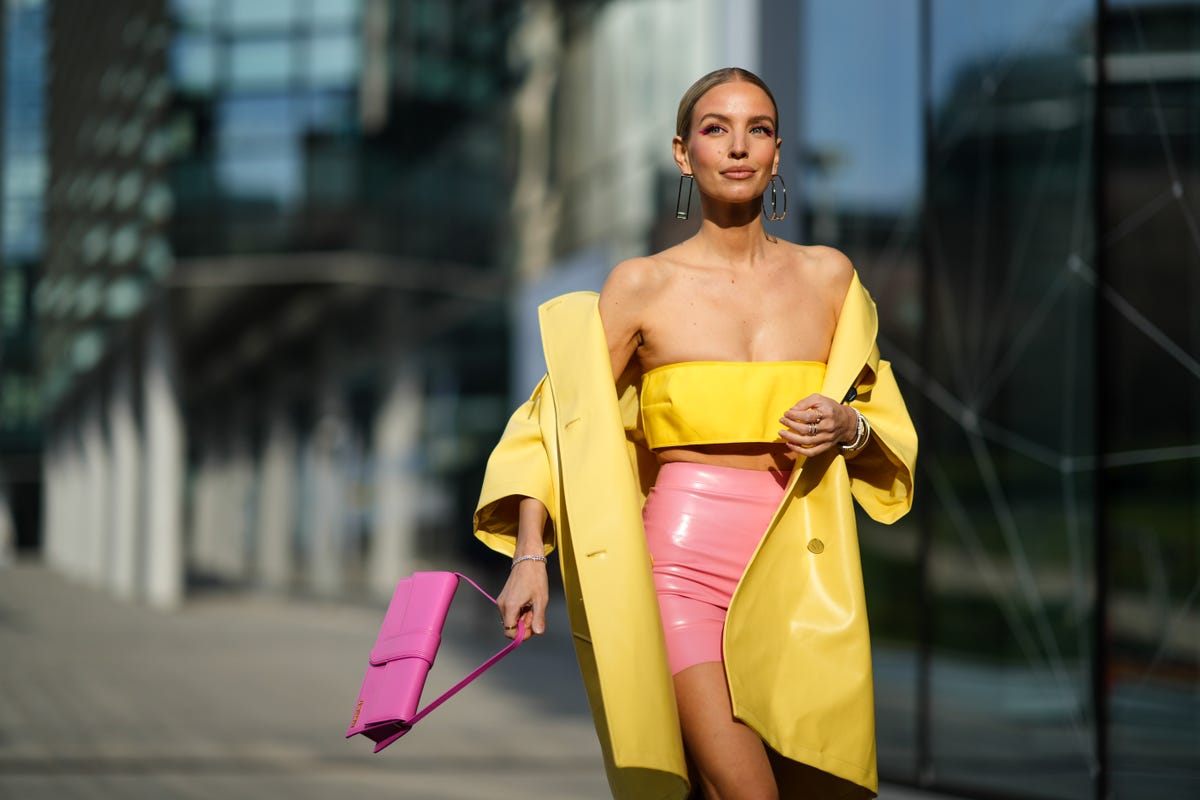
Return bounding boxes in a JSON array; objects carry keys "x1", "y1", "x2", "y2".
[{"x1": 721, "y1": 168, "x2": 756, "y2": 179}]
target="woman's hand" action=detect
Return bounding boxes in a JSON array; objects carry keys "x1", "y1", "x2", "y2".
[
  {"x1": 779, "y1": 393, "x2": 858, "y2": 457},
  {"x1": 497, "y1": 559, "x2": 548, "y2": 641},
  {"x1": 496, "y1": 496, "x2": 551, "y2": 641}
]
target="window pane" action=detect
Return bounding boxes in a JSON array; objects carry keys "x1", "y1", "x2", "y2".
[
  {"x1": 304, "y1": 90, "x2": 356, "y2": 135},
  {"x1": 217, "y1": 145, "x2": 301, "y2": 206},
  {"x1": 926, "y1": 1, "x2": 1097, "y2": 796},
  {"x1": 229, "y1": 38, "x2": 295, "y2": 89},
  {"x1": 228, "y1": 0, "x2": 299, "y2": 32},
  {"x1": 1100, "y1": 3, "x2": 1200, "y2": 797},
  {"x1": 171, "y1": 33, "x2": 216, "y2": 92},
  {"x1": 170, "y1": 0, "x2": 217, "y2": 31},
  {"x1": 217, "y1": 94, "x2": 300, "y2": 143},
  {"x1": 307, "y1": 32, "x2": 359, "y2": 87},
  {"x1": 312, "y1": 0, "x2": 360, "y2": 26}
]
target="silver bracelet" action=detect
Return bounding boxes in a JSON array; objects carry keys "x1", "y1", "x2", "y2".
[
  {"x1": 840, "y1": 409, "x2": 870, "y2": 453},
  {"x1": 511, "y1": 554, "x2": 548, "y2": 570}
]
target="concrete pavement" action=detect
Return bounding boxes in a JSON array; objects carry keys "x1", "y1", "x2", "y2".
[{"x1": 0, "y1": 561, "x2": 958, "y2": 799}]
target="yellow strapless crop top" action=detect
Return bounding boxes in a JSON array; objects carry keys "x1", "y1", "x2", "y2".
[{"x1": 639, "y1": 361, "x2": 827, "y2": 450}]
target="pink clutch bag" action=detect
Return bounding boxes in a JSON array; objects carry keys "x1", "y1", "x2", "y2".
[{"x1": 345, "y1": 571, "x2": 524, "y2": 753}]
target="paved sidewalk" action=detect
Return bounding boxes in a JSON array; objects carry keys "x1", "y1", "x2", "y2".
[{"x1": 0, "y1": 561, "x2": 957, "y2": 799}]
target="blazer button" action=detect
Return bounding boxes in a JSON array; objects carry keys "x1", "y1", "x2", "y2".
[{"x1": 807, "y1": 538, "x2": 825, "y2": 554}]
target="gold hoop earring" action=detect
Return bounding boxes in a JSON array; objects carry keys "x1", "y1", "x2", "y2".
[
  {"x1": 675, "y1": 174, "x2": 694, "y2": 220},
  {"x1": 762, "y1": 174, "x2": 787, "y2": 222}
]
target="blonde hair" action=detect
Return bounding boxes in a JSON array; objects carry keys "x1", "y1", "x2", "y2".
[{"x1": 675, "y1": 67, "x2": 780, "y2": 139}]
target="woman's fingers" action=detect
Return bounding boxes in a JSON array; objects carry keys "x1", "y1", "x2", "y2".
[
  {"x1": 498, "y1": 601, "x2": 521, "y2": 640},
  {"x1": 529, "y1": 596, "x2": 547, "y2": 636},
  {"x1": 779, "y1": 393, "x2": 840, "y2": 455},
  {"x1": 782, "y1": 394, "x2": 828, "y2": 429},
  {"x1": 497, "y1": 569, "x2": 549, "y2": 640}
]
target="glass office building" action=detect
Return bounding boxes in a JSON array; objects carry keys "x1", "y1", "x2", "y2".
[
  {"x1": 0, "y1": 0, "x2": 45, "y2": 550},
  {"x1": 769, "y1": 1, "x2": 1197, "y2": 797},
  {"x1": 34, "y1": 0, "x2": 522, "y2": 604}
]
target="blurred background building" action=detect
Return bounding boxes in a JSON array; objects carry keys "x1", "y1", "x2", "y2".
[{"x1": 0, "y1": 0, "x2": 1195, "y2": 798}]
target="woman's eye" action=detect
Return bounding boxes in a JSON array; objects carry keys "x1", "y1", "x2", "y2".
[
  {"x1": 752, "y1": 125, "x2": 775, "y2": 136},
  {"x1": 699, "y1": 125, "x2": 726, "y2": 135}
]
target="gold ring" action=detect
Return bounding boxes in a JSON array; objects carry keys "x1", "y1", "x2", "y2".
[
  {"x1": 809, "y1": 423, "x2": 818, "y2": 436},
  {"x1": 503, "y1": 624, "x2": 518, "y2": 631}
]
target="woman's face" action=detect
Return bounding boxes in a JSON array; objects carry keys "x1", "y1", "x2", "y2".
[{"x1": 674, "y1": 80, "x2": 781, "y2": 207}]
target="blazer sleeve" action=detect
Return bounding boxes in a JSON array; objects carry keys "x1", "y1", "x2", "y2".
[
  {"x1": 473, "y1": 376, "x2": 557, "y2": 558},
  {"x1": 847, "y1": 358, "x2": 918, "y2": 524}
]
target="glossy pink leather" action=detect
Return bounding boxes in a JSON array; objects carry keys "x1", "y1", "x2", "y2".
[
  {"x1": 345, "y1": 571, "x2": 524, "y2": 752},
  {"x1": 642, "y1": 462, "x2": 788, "y2": 674}
]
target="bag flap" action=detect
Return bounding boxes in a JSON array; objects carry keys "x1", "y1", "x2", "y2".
[
  {"x1": 368, "y1": 628, "x2": 442, "y2": 666},
  {"x1": 366, "y1": 571, "x2": 458, "y2": 666}
]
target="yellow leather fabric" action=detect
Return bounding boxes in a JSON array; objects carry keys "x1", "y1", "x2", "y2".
[{"x1": 640, "y1": 361, "x2": 826, "y2": 449}]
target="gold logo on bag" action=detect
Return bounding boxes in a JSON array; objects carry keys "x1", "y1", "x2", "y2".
[
  {"x1": 807, "y1": 539, "x2": 825, "y2": 554},
  {"x1": 351, "y1": 699, "x2": 364, "y2": 726}
]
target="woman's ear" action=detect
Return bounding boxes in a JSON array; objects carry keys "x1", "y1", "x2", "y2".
[
  {"x1": 773, "y1": 136, "x2": 782, "y2": 175},
  {"x1": 672, "y1": 135, "x2": 691, "y2": 174}
]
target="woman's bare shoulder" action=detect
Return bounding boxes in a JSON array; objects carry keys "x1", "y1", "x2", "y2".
[
  {"x1": 601, "y1": 253, "x2": 672, "y2": 304},
  {"x1": 796, "y1": 243, "x2": 854, "y2": 277},
  {"x1": 793, "y1": 243, "x2": 855, "y2": 299}
]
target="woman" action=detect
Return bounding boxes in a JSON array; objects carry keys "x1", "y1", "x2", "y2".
[{"x1": 474, "y1": 67, "x2": 917, "y2": 800}]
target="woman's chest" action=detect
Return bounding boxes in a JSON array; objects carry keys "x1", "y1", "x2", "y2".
[{"x1": 639, "y1": 280, "x2": 837, "y2": 367}]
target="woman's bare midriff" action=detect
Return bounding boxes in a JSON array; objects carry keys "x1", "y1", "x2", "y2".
[{"x1": 655, "y1": 443, "x2": 798, "y2": 472}]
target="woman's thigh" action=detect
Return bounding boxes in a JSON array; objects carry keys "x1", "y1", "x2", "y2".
[{"x1": 673, "y1": 663, "x2": 778, "y2": 800}]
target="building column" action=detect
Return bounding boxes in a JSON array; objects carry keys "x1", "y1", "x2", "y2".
[
  {"x1": 70, "y1": 422, "x2": 90, "y2": 581},
  {"x1": 188, "y1": 441, "x2": 212, "y2": 574},
  {"x1": 509, "y1": 0, "x2": 562, "y2": 281},
  {"x1": 0, "y1": 475, "x2": 13, "y2": 568},
  {"x1": 306, "y1": 368, "x2": 348, "y2": 597},
  {"x1": 256, "y1": 398, "x2": 296, "y2": 592},
  {"x1": 46, "y1": 426, "x2": 81, "y2": 578},
  {"x1": 81, "y1": 392, "x2": 110, "y2": 588},
  {"x1": 40, "y1": 431, "x2": 61, "y2": 571},
  {"x1": 142, "y1": 309, "x2": 184, "y2": 609},
  {"x1": 226, "y1": 412, "x2": 254, "y2": 581},
  {"x1": 108, "y1": 355, "x2": 141, "y2": 600},
  {"x1": 56, "y1": 423, "x2": 87, "y2": 580},
  {"x1": 201, "y1": 416, "x2": 252, "y2": 583},
  {"x1": 368, "y1": 362, "x2": 423, "y2": 599}
]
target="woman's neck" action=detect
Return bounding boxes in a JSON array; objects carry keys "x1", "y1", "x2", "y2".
[{"x1": 693, "y1": 202, "x2": 775, "y2": 268}]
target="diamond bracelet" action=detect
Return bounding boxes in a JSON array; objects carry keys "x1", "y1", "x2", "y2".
[{"x1": 511, "y1": 554, "x2": 548, "y2": 570}]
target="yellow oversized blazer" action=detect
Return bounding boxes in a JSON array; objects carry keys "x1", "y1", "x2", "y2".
[{"x1": 475, "y1": 272, "x2": 917, "y2": 800}]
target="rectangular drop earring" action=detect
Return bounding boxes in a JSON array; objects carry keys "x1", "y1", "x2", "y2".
[{"x1": 675, "y1": 173, "x2": 694, "y2": 220}]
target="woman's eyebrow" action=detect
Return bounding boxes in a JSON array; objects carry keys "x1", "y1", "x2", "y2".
[{"x1": 696, "y1": 112, "x2": 776, "y2": 127}]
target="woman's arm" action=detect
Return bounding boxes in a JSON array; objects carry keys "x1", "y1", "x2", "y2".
[
  {"x1": 495, "y1": 262, "x2": 656, "y2": 639},
  {"x1": 599, "y1": 257, "x2": 656, "y2": 380},
  {"x1": 475, "y1": 380, "x2": 555, "y2": 640},
  {"x1": 497, "y1": 496, "x2": 550, "y2": 641}
]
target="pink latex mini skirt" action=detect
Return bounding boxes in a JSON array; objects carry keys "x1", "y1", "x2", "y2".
[{"x1": 642, "y1": 461, "x2": 790, "y2": 675}]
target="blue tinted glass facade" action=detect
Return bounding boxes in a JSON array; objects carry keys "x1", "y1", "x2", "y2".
[
  {"x1": 1, "y1": 0, "x2": 45, "y2": 448},
  {"x1": 789, "y1": 1, "x2": 1199, "y2": 797},
  {"x1": 166, "y1": 0, "x2": 517, "y2": 263}
]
